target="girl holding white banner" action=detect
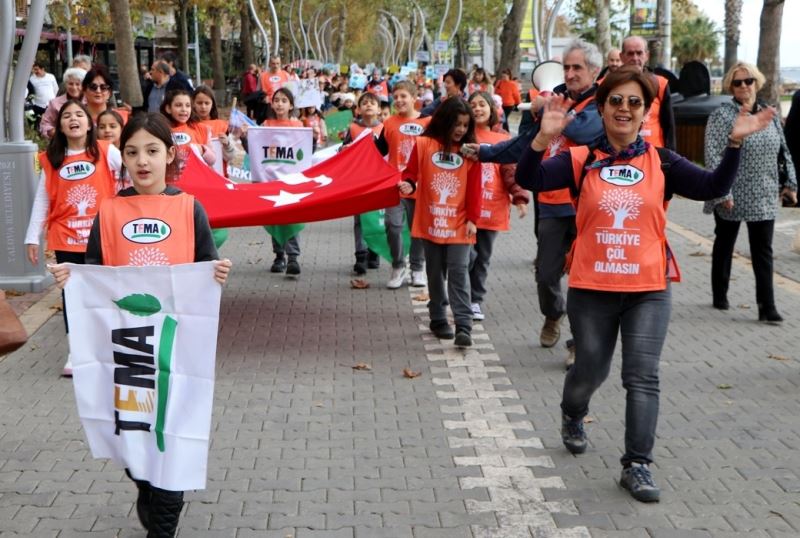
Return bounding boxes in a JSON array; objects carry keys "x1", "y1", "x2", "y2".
[
  {"x1": 160, "y1": 90, "x2": 216, "y2": 168},
  {"x1": 49, "y1": 113, "x2": 232, "y2": 538},
  {"x1": 24, "y1": 99, "x2": 123, "y2": 377}
]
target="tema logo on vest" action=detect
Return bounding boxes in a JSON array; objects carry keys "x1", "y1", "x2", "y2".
[
  {"x1": 431, "y1": 151, "x2": 463, "y2": 170},
  {"x1": 122, "y1": 219, "x2": 172, "y2": 244},
  {"x1": 172, "y1": 132, "x2": 192, "y2": 145},
  {"x1": 59, "y1": 160, "x2": 96, "y2": 180},
  {"x1": 600, "y1": 165, "x2": 645, "y2": 186},
  {"x1": 111, "y1": 293, "x2": 177, "y2": 452},
  {"x1": 262, "y1": 146, "x2": 304, "y2": 165},
  {"x1": 399, "y1": 123, "x2": 424, "y2": 136}
]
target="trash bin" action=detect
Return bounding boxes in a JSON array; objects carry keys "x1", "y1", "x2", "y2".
[{"x1": 672, "y1": 94, "x2": 730, "y2": 165}]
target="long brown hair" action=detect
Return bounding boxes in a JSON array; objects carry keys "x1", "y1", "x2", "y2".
[{"x1": 46, "y1": 100, "x2": 100, "y2": 169}]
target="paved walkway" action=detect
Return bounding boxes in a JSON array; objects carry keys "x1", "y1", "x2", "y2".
[{"x1": 2, "y1": 196, "x2": 800, "y2": 537}]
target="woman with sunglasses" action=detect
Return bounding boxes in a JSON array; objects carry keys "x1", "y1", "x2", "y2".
[
  {"x1": 82, "y1": 65, "x2": 130, "y2": 127},
  {"x1": 514, "y1": 66, "x2": 776, "y2": 503},
  {"x1": 703, "y1": 62, "x2": 796, "y2": 321}
]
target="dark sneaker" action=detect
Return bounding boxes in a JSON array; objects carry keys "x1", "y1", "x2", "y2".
[
  {"x1": 429, "y1": 320, "x2": 454, "y2": 340},
  {"x1": 353, "y1": 261, "x2": 367, "y2": 275},
  {"x1": 270, "y1": 257, "x2": 286, "y2": 273},
  {"x1": 561, "y1": 413, "x2": 587, "y2": 454},
  {"x1": 620, "y1": 462, "x2": 660, "y2": 502},
  {"x1": 454, "y1": 327, "x2": 472, "y2": 347},
  {"x1": 286, "y1": 259, "x2": 301, "y2": 276},
  {"x1": 367, "y1": 250, "x2": 380, "y2": 269}
]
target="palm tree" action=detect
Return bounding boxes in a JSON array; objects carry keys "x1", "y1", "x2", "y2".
[
  {"x1": 757, "y1": 0, "x2": 785, "y2": 104},
  {"x1": 672, "y1": 15, "x2": 720, "y2": 68},
  {"x1": 724, "y1": 0, "x2": 743, "y2": 74}
]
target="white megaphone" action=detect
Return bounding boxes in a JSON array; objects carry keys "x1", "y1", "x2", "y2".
[{"x1": 518, "y1": 61, "x2": 565, "y2": 111}]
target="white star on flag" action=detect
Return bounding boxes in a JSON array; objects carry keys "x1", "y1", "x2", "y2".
[{"x1": 260, "y1": 190, "x2": 313, "y2": 207}]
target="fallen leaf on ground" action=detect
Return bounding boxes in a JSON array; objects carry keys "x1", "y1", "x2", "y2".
[
  {"x1": 737, "y1": 304, "x2": 751, "y2": 309},
  {"x1": 2, "y1": 289, "x2": 26, "y2": 297},
  {"x1": 583, "y1": 416, "x2": 595, "y2": 424},
  {"x1": 352, "y1": 362, "x2": 372, "y2": 371},
  {"x1": 313, "y1": 401, "x2": 324, "y2": 407},
  {"x1": 688, "y1": 251, "x2": 706, "y2": 257},
  {"x1": 412, "y1": 293, "x2": 429, "y2": 302},
  {"x1": 403, "y1": 368, "x2": 422, "y2": 379},
  {"x1": 350, "y1": 279, "x2": 370, "y2": 289},
  {"x1": 768, "y1": 353, "x2": 790, "y2": 361},
  {"x1": 717, "y1": 383, "x2": 733, "y2": 390},
  {"x1": 50, "y1": 304, "x2": 63, "y2": 311}
]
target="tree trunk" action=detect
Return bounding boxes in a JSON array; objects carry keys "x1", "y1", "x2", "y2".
[
  {"x1": 177, "y1": 0, "x2": 190, "y2": 74},
  {"x1": 757, "y1": 0, "x2": 784, "y2": 104},
  {"x1": 240, "y1": 3, "x2": 255, "y2": 68},
  {"x1": 724, "y1": 0, "x2": 743, "y2": 74},
  {"x1": 595, "y1": 0, "x2": 612, "y2": 57},
  {"x1": 498, "y1": 0, "x2": 527, "y2": 77},
  {"x1": 210, "y1": 9, "x2": 226, "y2": 90},
  {"x1": 334, "y1": 5, "x2": 347, "y2": 64},
  {"x1": 108, "y1": 0, "x2": 142, "y2": 107}
]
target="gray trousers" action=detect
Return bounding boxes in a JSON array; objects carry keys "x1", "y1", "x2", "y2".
[
  {"x1": 469, "y1": 229, "x2": 498, "y2": 304},
  {"x1": 423, "y1": 240, "x2": 472, "y2": 329},
  {"x1": 385, "y1": 198, "x2": 425, "y2": 270},
  {"x1": 536, "y1": 216, "x2": 577, "y2": 319},
  {"x1": 562, "y1": 285, "x2": 671, "y2": 466},
  {"x1": 353, "y1": 215, "x2": 367, "y2": 254},
  {"x1": 272, "y1": 235, "x2": 301, "y2": 258}
]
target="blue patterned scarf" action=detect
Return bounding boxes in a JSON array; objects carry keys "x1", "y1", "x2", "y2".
[{"x1": 586, "y1": 135, "x2": 650, "y2": 170}]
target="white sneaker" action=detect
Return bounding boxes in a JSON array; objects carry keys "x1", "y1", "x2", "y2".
[
  {"x1": 471, "y1": 303, "x2": 485, "y2": 321},
  {"x1": 387, "y1": 266, "x2": 408, "y2": 289},
  {"x1": 410, "y1": 270, "x2": 427, "y2": 287},
  {"x1": 62, "y1": 355, "x2": 73, "y2": 377}
]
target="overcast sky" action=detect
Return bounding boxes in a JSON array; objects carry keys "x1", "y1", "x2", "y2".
[{"x1": 701, "y1": 0, "x2": 799, "y2": 68}]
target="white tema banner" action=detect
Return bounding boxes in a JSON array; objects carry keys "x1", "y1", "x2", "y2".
[
  {"x1": 65, "y1": 262, "x2": 222, "y2": 491},
  {"x1": 247, "y1": 126, "x2": 313, "y2": 182}
]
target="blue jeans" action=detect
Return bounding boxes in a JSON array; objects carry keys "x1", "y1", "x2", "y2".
[{"x1": 561, "y1": 285, "x2": 671, "y2": 466}]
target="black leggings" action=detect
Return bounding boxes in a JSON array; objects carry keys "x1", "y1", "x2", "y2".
[{"x1": 54, "y1": 250, "x2": 85, "y2": 333}]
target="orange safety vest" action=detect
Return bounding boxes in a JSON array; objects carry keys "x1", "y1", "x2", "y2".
[
  {"x1": 171, "y1": 122, "x2": 210, "y2": 147},
  {"x1": 349, "y1": 121, "x2": 383, "y2": 140},
  {"x1": 200, "y1": 119, "x2": 229, "y2": 138},
  {"x1": 640, "y1": 75, "x2": 668, "y2": 147},
  {"x1": 565, "y1": 145, "x2": 679, "y2": 292},
  {"x1": 98, "y1": 193, "x2": 195, "y2": 266},
  {"x1": 475, "y1": 128, "x2": 512, "y2": 231},
  {"x1": 410, "y1": 137, "x2": 477, "y2": 245},
  {"x1": 382, "y1": 114, "x2": 430, "y2": 200},
  {"x1": 41, "y1": 141, "x2": 117, "y2": 252},
  {"x1": 538, "y1": 95, "x2": 595, "y2": 206},
  {"x1": 259, "y1": 70, "x2": 291, "y2": 102},
  {"x1": 468, "y1": 82, "x2": 490, "y2": 95},
  {"x1": 262, "y1": 118, "x2": 304, "y2": 127},
  {"x1": 367, "y1": 80, "x2": 389, "y2": 99}
]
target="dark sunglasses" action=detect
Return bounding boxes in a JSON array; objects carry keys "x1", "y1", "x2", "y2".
[
  {"x1": 87, "y1": 83, "x2": 110, "y2": 92},
  {"x1": 607, "y1": 94, "x2": 644, "y2": 110},
  {"x1": 731, "y1": 78, "x2": 755, "y2": 88}
]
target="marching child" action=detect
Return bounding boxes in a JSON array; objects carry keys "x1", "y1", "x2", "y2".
[
  {"x1": 24, "y1": 99, "x2": 122, "y2": 377},
  {"x1": 379, "y1": 101, "x2": 392, "y2": 123},
  {"x1": 262, "y1": 87, "x2": 304, "y2": 275},
  {"x1": 343, "y1": 92, "x2": 384, "y2": 275},
  {"x1": 398, "y1": 98, "x2": 482, "y2": 347},
  {"x1": 160, "y1": 89, "x2": 216, "y2": 167},
  {"x1": 467, "y1": 91, "x2": 529, "y2": 321},
  {"x1": 96, "y1": 109, "x2": 124, "y2": 148},
  {"x1": 375, "y1": 80, "x2": 430, "y2": 288},
  {"x1": 48, "y1": 112, "x2": 232, "y2": 538},
  {"x1": 300, "y1": 106, "x2": 327, "y2": 150},
  {"x1": 192, "y1": 85, "x2": 228, "y2": 138}
]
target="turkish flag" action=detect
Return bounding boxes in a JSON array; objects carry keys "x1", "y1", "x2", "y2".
[{"x1": 174, "y1": 135, "x2": 401, "y2": 227}]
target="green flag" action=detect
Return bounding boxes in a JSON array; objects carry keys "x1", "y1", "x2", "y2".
[
  {"x1": 359, "y1": 210, "x2": 410, "y2": 263},
  {"x1": 264, "y1": 223, "x2": 305, "y2": 245},
  {"x1": 211, "y1": 228, "x2": 229, "y2": 249}
]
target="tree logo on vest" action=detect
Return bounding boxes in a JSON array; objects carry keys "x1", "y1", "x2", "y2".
[
  {"x1": 599, "y1": 188, "x2": 643, "y2": 229},
  {"x1": 431, "y1": 151, "x2": 463, "y2": 170},
  {"x1": 123, "y1": 219, "x2": 172, "y2": 244},
  {"x1": 67, "y1": 184, "x2": 98, "y2": 216},
  {"x1": 111, "y1": 293, "x2": 176, "y2": 452},
  {"x1": 432, "y1": 172, "x2": 460, "y2": 204},
  {"x1": 172, "y1": 132, "x2": 192, "y2": 145},
  {"x1": 59, "y1": 160, "x2": 96, "y2": 181},
  {"x1": 399, "y1": 123, "x2": 424, "y2": 136},
  {"x1": 600, "y1": 165, "x2": 644, "y2": 186},
  {"x1": 129, "y1": 247, "x2": 170, "y2": 266}
]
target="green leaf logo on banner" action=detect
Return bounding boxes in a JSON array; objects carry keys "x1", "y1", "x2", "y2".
[
  {"x1": 113, "y1": 294, "x2": 162, "y2": 317},
  {"x1": 297, "y1": 148, "x2": 304, "y2": 161}
]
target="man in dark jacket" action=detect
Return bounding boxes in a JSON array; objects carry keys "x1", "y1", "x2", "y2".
[
  {"x1": 158, "y1": 51, "x2": 194, "y2": 92},
  {"x1": 141, "y1": 62, "x2": 185, "y2": 113}
]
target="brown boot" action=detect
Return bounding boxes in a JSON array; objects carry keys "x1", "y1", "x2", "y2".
[{"x1": 540, "y1": 316, "x2": 562, "y2": 348}]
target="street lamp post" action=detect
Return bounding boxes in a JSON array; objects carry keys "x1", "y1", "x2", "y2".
[{"x1": 0, "y1": 0, "x2": 53, "y2": 292}]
